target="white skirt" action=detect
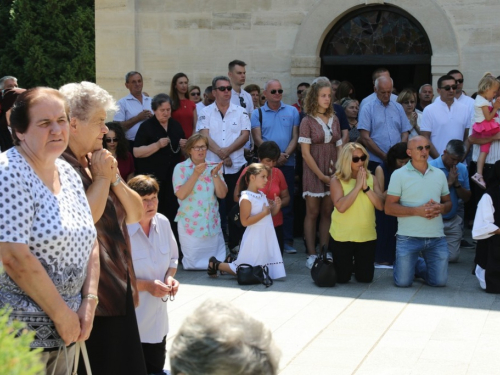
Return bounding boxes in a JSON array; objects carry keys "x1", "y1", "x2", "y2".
[{"x1": 178, "y1": 225, "x2": 226, "y2": 270}]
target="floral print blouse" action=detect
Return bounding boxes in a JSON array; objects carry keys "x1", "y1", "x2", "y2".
[{"x1": 173, "y1": 159, "x2": 225, "y2": 238}]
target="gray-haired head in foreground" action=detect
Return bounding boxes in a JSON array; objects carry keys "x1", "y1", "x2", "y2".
[
  {"x1": 169, "y1": 299, "x2": 281, "y2": 375},
  {"x1": 0, "y1": 75, "x2": 17, "y2": 90},
  {"x1": 151, "y1": 93, "x2": 172, "y2": 111},
  {"x1": 446, "y1": 139, "x2": 466, "y2": 158},
  {"x1": 59, "y1": 81, "x2": 117, "y2": 122},
  {"x1": 211, "y1": 75, "x2": 231, "y2": 90}
]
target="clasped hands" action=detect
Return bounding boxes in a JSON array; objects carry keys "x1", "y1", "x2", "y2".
[{"x1": 88, "y1": 149, "x2": 118, "y2": 183}]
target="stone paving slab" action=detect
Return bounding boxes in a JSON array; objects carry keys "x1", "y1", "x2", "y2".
[{"x1": 164, "y1": 237, "x2": 500, "y2": 374}]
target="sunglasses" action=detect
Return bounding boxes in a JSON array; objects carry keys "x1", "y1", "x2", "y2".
[
  {"x1": 297, "y1": 90, "x2": 304, "y2": 94},
  {"x1": 440, "y1": 85, "x2": 458, "y2": 91},
  {"x1": 402, "y1": 100, "x2": 416, "y2": 105},
  {"x1": 455, "y1": 79, "x2": 464, "y2": 84},
  {"x1": 192, "y1": 146, "x2": 208, "y2": 151},
  {"x1": 239, "y1": 96, "x2": 247, "y2": 108},
  {"x1": 190, "y1": 92, "x2": 200, "y2": 96},
  {"x1": 215, "y1": 86, "x2": 232, "y2": 92},
  {"x1": 416, "y1": 145, "x2": 431, "y2": 151},
  {"x1": 352, "y1": 154, "x2": 367, "y2": 163},
  {"x1": 270, "y1": 89, "x2": 284, "y2": 95},
  {"x1": 105, "y1": 137, "x2": 118, "y2": 143}
]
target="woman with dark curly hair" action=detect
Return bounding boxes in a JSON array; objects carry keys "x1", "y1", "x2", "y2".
[
  {"x1": 103, "y1": 121, "x2": 135, "y2": 181},
  {"x1": 170, "y1": 73, "x2": 197, "y2": 139}
]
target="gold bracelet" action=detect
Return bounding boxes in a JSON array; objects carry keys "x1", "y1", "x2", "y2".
[{"x1": 83, "y1": 294, "x2": 99, "y2": 304}]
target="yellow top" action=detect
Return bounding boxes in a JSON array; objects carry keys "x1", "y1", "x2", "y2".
[{"x1": 330, "y1": 174, "x2": 377, "y2": 242}]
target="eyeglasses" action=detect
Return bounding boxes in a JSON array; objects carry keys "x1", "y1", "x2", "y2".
[
  {"x1": 190, "y1": 92, "x2": 200, "y2": 96},
  {"x1": 402, "y1": 100, "x2": 416, "y2": 105},
  {"x1": 105, "y1": 137, "x2": 118, "y2": 143},
  {"x1": 455, "y1": 79, "x2": 464, "y2": 84},
  {"x1": 215, "y1": 86, "x2": 232, "y2": 92},
  {"x1": 415, "y1": 145, "x2": 431, "y2": 151},
  {"x1": 440, "y1": 85, "x2": 458, "y2": 91},
  {"x1": 297, "y1": 90, "x2": 304, "y2": 94},
  {"x1": 270, "y1": 89, "x2": 284, "y2": 95},
  {"x1": 192, "y1": 146, "x2": 208, "y2": 151},
  {"x1": 239, "y1": 96, "x2": 246, "y2": 108},
  {"x1": 352, "y1": 155, "x2": 367, "y2": 163}
]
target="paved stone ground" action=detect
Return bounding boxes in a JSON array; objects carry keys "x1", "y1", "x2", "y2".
[{"x1": 164, "y1": 233, "x2": 500, "y2": 374}]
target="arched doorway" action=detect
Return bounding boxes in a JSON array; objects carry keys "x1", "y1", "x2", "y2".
[{"x1": 320, "y1": 5, "x2": 432, "y2": 100}]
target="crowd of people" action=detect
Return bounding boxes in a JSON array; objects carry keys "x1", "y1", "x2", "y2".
[{"x1": 1, "y1": 62, "x2": 500, "y2": 374}]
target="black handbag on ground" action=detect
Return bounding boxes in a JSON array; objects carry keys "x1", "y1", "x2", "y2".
[
  {"x1": 237, "y1": 264, "x2": 273, "y2": 287},
  {"x1": 311, "y1": 245, "x2": 337, "y2": 287}
]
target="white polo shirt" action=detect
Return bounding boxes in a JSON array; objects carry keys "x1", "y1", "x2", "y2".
[
  {"x1": 114, "y1": 93, "x2": 152, "y2": 141},
  {"x1": 196, "y1": 101, "x2": 206, "y2": 113},
  {"x1": 197, "y1": 102, "x2": 251, "y2": 174},
  {"x1": 420, "y1": 97, "x2": 470, "y2": 157},
  {"x1": 128, "y1": 214, "x2": 178, "y2": 343},
  {"x1": 456, "y1": 93, "x2": 475, "y2": 127}
]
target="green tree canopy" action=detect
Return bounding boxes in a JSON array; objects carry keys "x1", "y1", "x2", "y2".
[{"x1": 0, "y1": 0, "x2": 95, "y2": 89}]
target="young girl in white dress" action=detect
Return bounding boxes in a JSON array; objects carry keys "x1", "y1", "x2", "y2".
[
  {"x1": 207, "y1": 163, "x2": 286, "y2": 280},
  {"x1": 471, "y1": 74, "x2": 500, "y2": 189}
]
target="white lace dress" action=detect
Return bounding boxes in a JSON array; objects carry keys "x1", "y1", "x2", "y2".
[{"x1": 229, "y1": 190, "x2": 286, "y2": 280}]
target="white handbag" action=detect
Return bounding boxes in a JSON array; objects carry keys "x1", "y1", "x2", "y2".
[{"x1": 72, "y1": 342, "x2": 92, "y2": 375}]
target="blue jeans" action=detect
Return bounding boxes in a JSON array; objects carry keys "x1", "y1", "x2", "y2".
[
  {"x1": 278, "y1": 165, "x2": 295, "y2": 244},
  {"x1": 394, "y1": 235, "x2": 448, "y2": 287}
]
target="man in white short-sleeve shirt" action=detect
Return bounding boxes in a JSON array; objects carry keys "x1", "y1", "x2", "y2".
[
  {"x1": 420, "y1": 74, "x2": 470, "y2": 160},
  {"x1": 113, "y1": 71, "x2": 153, "y2": 148},
  {"x1": 198, "y1": 75, "x2": 251, "y2": 228}
]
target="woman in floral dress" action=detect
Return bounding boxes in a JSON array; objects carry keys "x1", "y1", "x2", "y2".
[
  {"x1": 299, "y1": 79, "x2": 343, "y2": 269},
  {"x1": 173, "y1": 133, "x2": 228, "y2": 269}
]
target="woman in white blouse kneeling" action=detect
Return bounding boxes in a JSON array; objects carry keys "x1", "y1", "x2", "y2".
[
  {"x1": 473, "y1": 160, "x2": 500, "y2": 293},
  {"x1": 127, "y1": 175, "x2": 180, "y2": 375}
]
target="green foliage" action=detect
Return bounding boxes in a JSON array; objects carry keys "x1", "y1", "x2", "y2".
[
  {"x1": 0, "y1": 306, "x2": 44, "y2": 375},
  {"x1": 0, "y1": 0, "x2": 95, "y2": 88}
]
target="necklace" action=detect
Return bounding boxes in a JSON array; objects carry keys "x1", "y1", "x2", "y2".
[{"x1": 317, "y1": 111, "x2": 326, "y2": 114}]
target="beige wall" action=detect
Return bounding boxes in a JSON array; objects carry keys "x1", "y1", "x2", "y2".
[{"x1": 96, "y1": 0, "x2": 500, "y2": 104}]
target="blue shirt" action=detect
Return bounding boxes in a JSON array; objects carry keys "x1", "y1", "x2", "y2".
[
  {"x1": 359, "y1": 92, "x2": 398, "y2": 113},
  {"x1": 429, "y1": 156, "x2": 470, "y2": 220},
  {"x1": 251, "y1": 102, "x2": 300, "y2": 167},
  {"x1": 358, "y1": 99, "x2": 412, "y2": 163}
]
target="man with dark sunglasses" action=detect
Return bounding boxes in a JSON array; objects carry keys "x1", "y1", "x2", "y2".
[
  {"x1": 197, "y1": 75, "x2": 251, "y2": 237},
  {"x1": 385, "y1": 136, "x2": 452, "y2": 288},
  {"x1": 448, "y1": 69, "x2": 475, "y2": 129},
  {"x1": 251, "y1": 79, "x2": 300, "y2": 254},
  {"x1": 292, "y1": 82, "x2": 310, "y2": 112},
  {"x1": 421, "y1": 75, "x2": 471, "y2": 160}
]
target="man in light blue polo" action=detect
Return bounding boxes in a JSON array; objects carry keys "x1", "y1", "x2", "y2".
[
  {"x1": 429, "y1": 140, "x2": 471, "y2": 262},
  {"x1": 251, "y1": 79, "x2": 300, "y2": 253},
  {"x1": 385, "y1": 136, "x2": 452, "y2": 287},
  {"x1": 358, "y1": 75, "x2": 412, "y2": 173}
]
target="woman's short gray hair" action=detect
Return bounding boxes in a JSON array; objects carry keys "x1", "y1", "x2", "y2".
[
  {"x1": 170, "y1": 299, "x2": 281, "y2": 375},
  {"x1": 59, "y1": 81, "x2": 117, "y2": 122},
  {"x1": 151, "y1": 93, "x2": 172, "y2": 111}
]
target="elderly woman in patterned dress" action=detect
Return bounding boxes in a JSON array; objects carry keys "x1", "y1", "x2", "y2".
[
  {"x1": 299, "y1": 79, "x2": 343, "y2": 269},
  {"x1": 173, "y1": 133, "x2": 227, "y2": 270}
]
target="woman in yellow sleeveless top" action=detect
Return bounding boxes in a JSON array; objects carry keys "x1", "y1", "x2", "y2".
[{"x1": 330, "y1": 143, "x2": 384, "y2": 283}]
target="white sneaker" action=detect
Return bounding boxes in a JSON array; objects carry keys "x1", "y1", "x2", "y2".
[{"x1": 306, "y1": 255, "x2": 317, "y2": 269}]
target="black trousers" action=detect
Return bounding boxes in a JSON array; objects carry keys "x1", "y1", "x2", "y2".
[
  {"x1": 331, "y1": 239, "x2": 376, "y2": 283},
  {"x1": 219, "y1": 165, "x2": 245, "y2": 231},
  {"x1": 142, "y1": 336, "x2": 167, "y2": 375}
]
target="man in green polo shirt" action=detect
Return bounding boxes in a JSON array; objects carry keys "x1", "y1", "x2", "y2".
[{"x1": 385, "y1": 136, "x2": 452, "y2": 287}]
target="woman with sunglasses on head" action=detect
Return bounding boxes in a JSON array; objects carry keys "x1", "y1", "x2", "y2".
[
  {"x1": 330, "y1": 142, "x2": 384, "y2": 283},
  {"x1": 173, "y1": 133, "x2": 227, "y2": 270},
  {"x1": 170, "y1": 73, "x2": 197, "y2": 139},
  {"x1": 397, "y1": 89, "x2": 421, "y2": 139},
  {"x1": 188, "y1": 85, "x2": 202, "y2": 104},
  {"x1": 103, "y1": 121, "x2": 135, "y2": 181},
  {"x1": 299, "y1": 79, "x2": 343, "y2": 269}
]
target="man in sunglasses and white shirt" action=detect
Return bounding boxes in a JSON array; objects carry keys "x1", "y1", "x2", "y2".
[
  {"x1": 385, "y1": 136, "x2": 452, "y2": 287},
  {"x1": 197, "y1": 75, "x2": 251, "y2": 234},
  {"x1": 448, "y1": 69, "x2": 475, "y2": 126},
  {"x1": 420, "y1": 74, "x2": 471, "y2": 160}
]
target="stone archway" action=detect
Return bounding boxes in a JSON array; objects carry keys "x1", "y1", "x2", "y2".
[{"x1": 291, "y1": 0, "x2": 459, "y2": 90}]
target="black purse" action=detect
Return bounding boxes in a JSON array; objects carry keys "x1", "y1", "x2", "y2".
[
  {"x1": 311, "y1": 245, "x2": 337, "y2": 287},
  {"x1": 237, "y1": 264, "x2": 273, "y2": 287},
  {"x1": 229, "y1": 203, "x2": 243, "y2": 228}
]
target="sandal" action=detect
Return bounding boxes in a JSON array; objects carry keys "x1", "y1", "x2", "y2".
[
  {"x1": 207, "y1": 256, "x2": 221, "y2": 277},
  {"x1": 472, "y1": 173, "x2": 486, "y2": 189}
]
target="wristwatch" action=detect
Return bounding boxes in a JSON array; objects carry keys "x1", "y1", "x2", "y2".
[
  {"x1": 111, "y1": 174, "x2": 121, "y2": 187},
  {"x1": 284, "y1": 153, "x2": 290, "y2": 159}
]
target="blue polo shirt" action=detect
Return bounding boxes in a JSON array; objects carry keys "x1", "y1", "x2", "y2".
[
  {"x1": 429, "y1": 156, "x2": 470, "y2": 220},
  {"x1": 387, "y1": 161, "x2": 449, "y2": 238},
  {"x1": 251, "y1": 102, "x2": 300, "y2": 167},
  {"x1": 358, "y1": 99, "x2": 412, "y2": 163}
]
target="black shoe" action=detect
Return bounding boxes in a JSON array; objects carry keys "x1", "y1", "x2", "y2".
[{"x1": 460, "y1": 239, "x2": 475, "y2": 249}]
